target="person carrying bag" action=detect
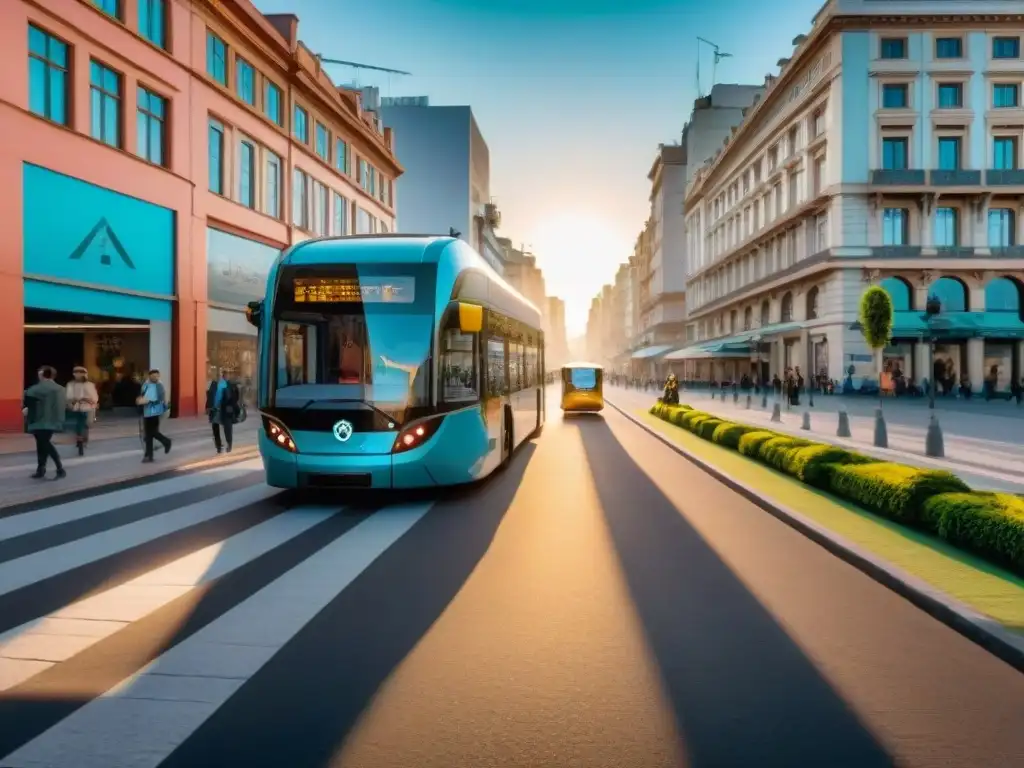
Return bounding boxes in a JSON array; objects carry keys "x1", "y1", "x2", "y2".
[
  {"x1": 136, "y1": 369, "x2": 172, "y2": 463},
  {"x1": 66, "y1": 365, "x2": 99, "y2": 456}
]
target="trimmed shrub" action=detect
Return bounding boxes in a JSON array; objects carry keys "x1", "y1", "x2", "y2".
[
  {"x1": 828, "y1": 463, "x2": 969, "y2": 523},
  {"x1": 921, "y1": 492, "x2": 1024, "y2": 575},
  {"x1": 682, "y1": 411, "x2": 711, "y2": 433},
  {"x1": 668, "y1": 409, "x2": 688, "y2": 427},
  {"x1": 787, "y1": 445, "x2": 874, "y2": 488},
  {"x1": 758, "y1": 436, "x2": 813, "y2": 473},
  {"x1": 712, "y1": 422, "x2": 755, "y2": 450},
  {"x1": 697, "y1": 418, "x2": 724, "y2": 440},
  {"x1": 738, "y1": 430, "x2": 778, "y2": 458}
]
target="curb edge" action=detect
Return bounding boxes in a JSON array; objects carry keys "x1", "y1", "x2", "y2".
[{"x1": 607, "y1": 397, "x2": 1024, "y2": 675}]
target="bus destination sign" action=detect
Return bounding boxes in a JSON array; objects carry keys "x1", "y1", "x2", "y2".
[{"x1": 293, "y1": 276, "x2": 415, "y2": 304}]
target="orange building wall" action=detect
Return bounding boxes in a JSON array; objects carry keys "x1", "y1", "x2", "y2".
[{"x1": 0, "y1": 0, "x2": 401, "y2": 431}]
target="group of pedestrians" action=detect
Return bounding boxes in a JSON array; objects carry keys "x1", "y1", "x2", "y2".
[{"x1": 22, "y1": 365, "x2": 243, "y2": 481}]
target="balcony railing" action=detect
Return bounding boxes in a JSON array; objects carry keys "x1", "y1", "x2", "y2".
[
  {"x1": 930, "y1": 169, "x2": 981, "y2": 186},
  {"x1": 986, "y1": 169, "x2": 1024, "y2": 185},
  {"x1": 870, "y1": 169, "x2": 926, "y2": 185}
]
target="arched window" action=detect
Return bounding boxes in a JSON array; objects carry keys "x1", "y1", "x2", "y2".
[
  {"x1": 806, "y1": 286, "x2": 820, "y2": 320},
  {"x1": 730, "y1": 309, "x2": 738, "y2": 333},
  {"x1": 880, "y1": 276, "x2": 913, "y2": 312},
  {"x1": 781, "y1": 292, "x2": 794, "y2": 322},
  {"x1": 929, "y1": 276, "x2": 968, "y2": 312},
  {"x1": 985, "y1": 277, "x2": 1022, "y2": 312},
  {"x1": 760, "y1": 299, "x2": 770, "y2": 326},
  {"x1": 744, "y1": 306, "x2": 753, "y2": 330}
]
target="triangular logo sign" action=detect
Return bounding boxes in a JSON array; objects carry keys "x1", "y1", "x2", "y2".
[{"x1": 68, "y1": 218, "x2": 135, "y2": 269}]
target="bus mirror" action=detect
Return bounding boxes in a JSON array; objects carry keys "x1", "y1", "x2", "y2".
[
  {"x1": 458, "y1": 303, "x2": 483, "y2": 333},
  {"x1": 245, "y1": 300, "x2": 263, "y2": 327}
]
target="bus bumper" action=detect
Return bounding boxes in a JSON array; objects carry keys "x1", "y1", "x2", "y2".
[{"x1": 258, "y1": 429, "x2": 437, "y2": 490}]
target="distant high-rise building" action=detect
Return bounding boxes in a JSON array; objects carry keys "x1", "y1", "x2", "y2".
[{"x1": 381, "y1": 102, "x2": 505, "y2": 273}]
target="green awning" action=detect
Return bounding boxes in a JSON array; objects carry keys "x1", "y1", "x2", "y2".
[{"x1": 893, "y1": 311, "x2": 1024, "y2": 339}]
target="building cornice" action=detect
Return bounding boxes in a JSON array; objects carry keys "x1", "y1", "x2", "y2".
[{"x1": 686, "y1": 8, "x2": 1024, "y2": 204}]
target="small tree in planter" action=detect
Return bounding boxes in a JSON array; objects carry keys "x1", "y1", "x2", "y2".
[{"x1": 859, "y1": 285, "x2": 894, "y2": 447}]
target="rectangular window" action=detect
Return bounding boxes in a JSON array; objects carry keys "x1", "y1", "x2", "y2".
[
  {"x1": 206, "y1": 31, "x2": 227, "y2": 85},
  {"x1": 313, "y1": 181, "x2": 329, "y2": 236},
  {"x1": 934, "y1": 207, "x2": 959, "y2": 247},
  {"x1": 93, "y1": 0, "x2": 121, "y2": 19},
  {"x1": 880, "y1": 37, "x2": 907, "y2": 59},
  {"x1": 937, "y1": 137, "x2": 961, "y2": 170},
  {"x1": 355, "y1": 207, "x2": 372, "y2": 234},
  {"x1": 236, "y1": 58, "x2": 255, "y2": 106},
  {"x1": 882, "y1": 136, "x2": 908, "y2": 170},
  {"x1": 136, "y1": 87, "x2": 166, "y2": 166},
  {"x1": 292, "y1": 168, "x2": 309, "y2": 229},
  {"x1": 358, "y1": 159, "x2": 369, "y2": 191},
  {"x1": 137, "y1": 0, "x2": 165, "y2": 48},
  {"x1": 994, "y1": 136, "x2": 1018, "y2": 170},
  {"x1": 239, "y1": 140, "x2": 256, "y2": 208},
  {"x1": 335, "y1": 139, "x2": 347, "y2": 174},
  {"x1": 813, "y1": 108, "x2": 825, "y2": 137},
  {"x1": 293, "y1": 105, "x2": 308, "y2": 142},
  {"x1": 993, "y1": 37, "x2": 1020, "y2": 59},
  {"x1": 994, "y1": 83, "x2": 1020, "y2": 108},
  {"x1": 315, "y1": 123, "x2": 329, "y2": 161},
  {"x1": 264, "y1": 81, "x2": 282, "y2": 125},
  {"x1": 882, "y1": 83, "x2": 908, "y2": 109},
  {"x1": 988, "y1": 208, "x2": 1016, "y2": 247},
  {"x1": 368, "y1": 166, "x2": 377, "y2": 197},
  {"x1": 89, "y1": 60, "x2": 122, "y2": 148},
  {"x1": 935, "y1": 37, "x2": 962, "y2": 59},
  {"x1": 440, "y1": 326, "x2": 479, "y2": 404},
  {"x1": 937, "y1": 83, "x2": 962, "y2": 108},
  {"x1": 882, "y1": 208, "x2": 909, "y2": 246},
  {"x1": 208, "y1": 118, "x2": 224, "y2": 194},
  {"x1": 332, "y1": 192, "x2": 347, "y2": 235},
  {"x1": 28, "y1": 26, "x2": 69, "y2": 126},
  {"x1": 265, "y1": 152, "x2": 281, "y2": 218}
]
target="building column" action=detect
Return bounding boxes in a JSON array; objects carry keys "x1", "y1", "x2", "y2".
[
  {"x1": 913, "y1": 339, "x2": 930, "y2": 385},
  {"x1": 0, "y1": 141, "x2": 24, "y2": 431},
  {"x1": 967, "y1": 337, "x2": 985, "y2": 391}
]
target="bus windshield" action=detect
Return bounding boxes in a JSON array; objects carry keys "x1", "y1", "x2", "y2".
[
  {"x1": 271, "y1": 263, "x2": 437, "y2": 423},
  {"x1": 569, "y1": 368, "x2": 598, "y2": 390}
]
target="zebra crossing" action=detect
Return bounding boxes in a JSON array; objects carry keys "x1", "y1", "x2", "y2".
[{"x1": 0, "y1": 459, "x2": 439, "y2": 768}]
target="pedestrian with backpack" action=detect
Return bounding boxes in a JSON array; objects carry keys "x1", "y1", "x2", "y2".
[{"x1": 136, "y1": 369, "x2": 172, "y2": 463}]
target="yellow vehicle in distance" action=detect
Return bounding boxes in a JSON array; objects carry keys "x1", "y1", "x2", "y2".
[{"x1": 560, "y1": 362, "x2": 604, "y2": 414}]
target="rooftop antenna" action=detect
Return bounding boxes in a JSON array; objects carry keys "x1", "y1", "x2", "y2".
[
  {"x1": 696, "y1": 37, "x2": 732, "y2": 97},
  {"x1": 315, "y1": 56, "x2": 412, "y2": 89}
]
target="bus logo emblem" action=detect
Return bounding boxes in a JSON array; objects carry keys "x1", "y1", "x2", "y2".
[{"x1": 333, "y1": 420, "x2": 354, "y2": 442}]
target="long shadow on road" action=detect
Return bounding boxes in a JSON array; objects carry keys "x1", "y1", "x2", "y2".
[{"x1": 573, "y1": 415, "x2": 895, "y2": 768}]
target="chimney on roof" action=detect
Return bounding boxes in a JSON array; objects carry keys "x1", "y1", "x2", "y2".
[{"x1": 264, "y1": 14, "x2": 298, "y2": 50}]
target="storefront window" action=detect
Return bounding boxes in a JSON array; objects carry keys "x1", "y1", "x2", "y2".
[
  {"x1": 207, "y1": 331, "x2": 257, "y2": 406},
  {"x1": 984, "y1": 343, "x2": 1013, "y2": 392},
  {"x1": 206, "y1": 228, "x2": 281, "y2": 307}
]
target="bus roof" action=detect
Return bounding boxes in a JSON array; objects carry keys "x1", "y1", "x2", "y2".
[
  {"x1": 561, "y1": 361, "x2": 604, "y2": 370},
  {"x1": 280, "y1": 234, "x2": 454, "y2": 267}
]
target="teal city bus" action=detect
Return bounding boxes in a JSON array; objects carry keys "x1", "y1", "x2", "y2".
[{"x1": 245, "y1": 234, "x2": 545, "y2": 490}]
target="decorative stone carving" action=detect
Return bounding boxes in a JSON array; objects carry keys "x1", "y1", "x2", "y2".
[
  {"x1": 918, "y1": 269, "x2": 937, "y2": 287},
  {"x1": 861, "y1": 267, "x2": 880, "y2": 284}
]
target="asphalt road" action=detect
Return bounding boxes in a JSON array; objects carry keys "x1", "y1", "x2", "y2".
[{"x1": 0, "y1": 400, "x2": 1022, "y2": 767}]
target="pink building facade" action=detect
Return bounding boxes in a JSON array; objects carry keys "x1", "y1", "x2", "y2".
[{"x1": 0, "y1": 0, "x2": 400, "y2": 431}]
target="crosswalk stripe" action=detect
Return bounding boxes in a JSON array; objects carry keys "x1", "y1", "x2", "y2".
[
  {"x1": 0, "y1": 460, "x2": 263, "y2": 539},
  {"x1": 0, "y1": 502, "x2": 433, "y2": 768},
  {"x1": 0, "y1": 505, "x2": 345, "y2": 693},
  {"x1": 0, "y1": 484, "x2": 279, "y2": 598}
]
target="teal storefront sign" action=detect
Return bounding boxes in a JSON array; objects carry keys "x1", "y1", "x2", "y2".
[{"x1": 22, "y1": 165, "x2": 175, "y2": 319}]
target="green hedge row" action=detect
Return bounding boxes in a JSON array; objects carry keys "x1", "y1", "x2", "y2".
[{"x1": 649, "y1": 401, "x2": 1024, "y2": 576}]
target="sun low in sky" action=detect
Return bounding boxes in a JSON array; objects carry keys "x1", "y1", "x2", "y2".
[{"x1": 530, "y1": 213, "x2": 634, "y2": 337}]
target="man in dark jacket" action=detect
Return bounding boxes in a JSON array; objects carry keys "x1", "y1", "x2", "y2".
[
  {"x1": 23, "y1": 365, "x2": 67, "y2": 480},
  {"x1": 206, "y1": 369, "x2": 241, "y2": 453}
]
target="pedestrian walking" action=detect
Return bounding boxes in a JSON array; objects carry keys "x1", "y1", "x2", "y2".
[
  {"x1": 66, "y1": 365, "x2": 99, "y2": 456},
  {"x1": 206, "y1": 368, "x2": 241, "y2": 453},
  {"x1": 23, "y1": 365, "x2": 67, "y2": 480},
  {"x1": 136, "y1": 369, "x2": 172, "y2": 463}
]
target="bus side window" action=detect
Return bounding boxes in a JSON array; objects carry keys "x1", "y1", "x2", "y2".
[
  {"x1": 440, "y1": 318, "x2": 480, "y2": 404},
  {"x1": 487, "y1": 337, "x2": 506, "y2": 397}
]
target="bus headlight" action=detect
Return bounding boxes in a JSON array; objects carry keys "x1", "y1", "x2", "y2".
[
  {"x1": 262, "y1": 415, "x2": 298, "y2": 453},
  {"x1": 391, "y1": 415, "x2": 445, "y2": 454}
]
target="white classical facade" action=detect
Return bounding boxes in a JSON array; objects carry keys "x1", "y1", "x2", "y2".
[{"x1": 674, "y1": 0, "x2": 1024, "y2": 396}]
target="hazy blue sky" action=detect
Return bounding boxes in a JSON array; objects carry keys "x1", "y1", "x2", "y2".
[{"x1": 252, "y1": 0, "x2": 825, "y2": 335}]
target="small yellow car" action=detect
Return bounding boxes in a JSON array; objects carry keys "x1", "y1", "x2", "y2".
[{"x1": 560, "y1": 362, "x2": 604, "y2": 414}]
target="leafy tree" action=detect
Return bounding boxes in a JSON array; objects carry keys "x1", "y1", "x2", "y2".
[{"x1": 859, "y1": 286, "x2": 894, "y2": 446}]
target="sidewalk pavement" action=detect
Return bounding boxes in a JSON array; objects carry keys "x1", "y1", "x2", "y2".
[
  {"x1": 0, "y1": 421, "x2": 260, "y2": 508},
  {"x1": 606, "y1": 385, "x2": 1024, "y2": 494},
  {"x1": 0, "y1": 414, "x2": 229, "y2": 456}
]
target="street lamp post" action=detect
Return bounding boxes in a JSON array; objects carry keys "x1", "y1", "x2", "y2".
[
  {"x1": 752, "y1": 331, "x2": 767, "y2": 408},
  {"x1": 923, "y1": 295, "x2": 944, "y2": 457}
]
